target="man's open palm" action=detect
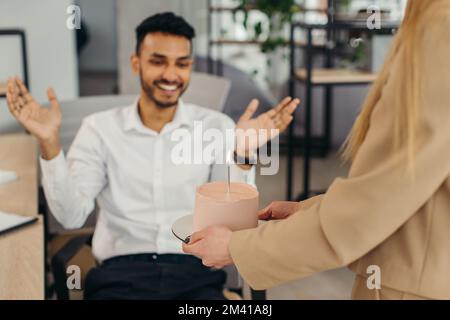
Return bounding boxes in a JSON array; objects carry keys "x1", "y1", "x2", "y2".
[
  {"x1": 235, "y1": 97, "x2": 300, "y2": 154},
  {"x1": 6, "y1": 77, "x2": 61, "y2": 142}
]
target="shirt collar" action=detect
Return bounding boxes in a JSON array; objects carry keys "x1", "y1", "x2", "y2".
[{"x1": 123, "y1": 98, "x2": 192, "y2": 134}]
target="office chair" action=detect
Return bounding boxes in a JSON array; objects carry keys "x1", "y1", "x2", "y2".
[{"x1": 44, "y1": 73, "x2": 266, "y2": 300}]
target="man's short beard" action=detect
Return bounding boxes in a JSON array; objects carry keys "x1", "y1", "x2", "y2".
[{"x1": 139, "y1": 71, "x2": 187, "y2": 109}]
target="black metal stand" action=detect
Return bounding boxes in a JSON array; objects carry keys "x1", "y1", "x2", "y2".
[
  {"x1": 206, "y1": 0, "x2": 225, "y2": 76},
  {"x1": 205, "y1": 1, "x2": 328, "y2": 77},
  {"x1": 286, "y1": 6, "x2": 400, "y2": 201}
]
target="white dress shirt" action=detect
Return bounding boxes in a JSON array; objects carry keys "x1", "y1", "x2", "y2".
[{"x1": 40, "y1": 100, "x2": 255, "y2": 262}]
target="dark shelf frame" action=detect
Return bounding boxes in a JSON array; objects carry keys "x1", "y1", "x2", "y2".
[
  {"x1": 287, "y1": 1, "x2": 400, "y2": 201},
  {"x1": 0, "y1": 29, "x2": 29, "y2": 98}
]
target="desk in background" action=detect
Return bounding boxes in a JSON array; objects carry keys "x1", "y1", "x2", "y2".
[{"x1": 0, "y1": 133, "x2": 44, "y2": 300}]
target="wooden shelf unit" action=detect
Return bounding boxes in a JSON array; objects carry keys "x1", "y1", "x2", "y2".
[{"x1": 294, "y1": 68, "x2": 378, "y2": 85}]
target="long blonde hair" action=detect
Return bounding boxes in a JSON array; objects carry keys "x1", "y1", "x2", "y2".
[{"x1": 341, "y1": 0, "x2": 432, "y2": 171}]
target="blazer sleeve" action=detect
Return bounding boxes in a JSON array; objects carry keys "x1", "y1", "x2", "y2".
[{"x1": 230, "y1": 14, "x2": 450, "y2": 290}]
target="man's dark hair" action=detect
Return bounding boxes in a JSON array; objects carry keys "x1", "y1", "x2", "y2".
[{"x1": 135, "y1": 12, "x2": 196, "y2": 54}]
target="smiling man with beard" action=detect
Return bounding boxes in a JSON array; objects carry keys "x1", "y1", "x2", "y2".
[{"x1": 5, "y1": 12, "x2": 299, "y2": 300}]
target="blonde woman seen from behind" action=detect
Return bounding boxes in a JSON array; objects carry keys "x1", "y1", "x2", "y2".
[{"x1": 183, "y1": 0, "x2": 450, "y2": 300}]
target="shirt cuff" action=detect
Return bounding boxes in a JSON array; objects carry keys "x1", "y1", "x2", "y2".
[{"x1": 39, "y1": 150, "x2": 68, "y2": 183}]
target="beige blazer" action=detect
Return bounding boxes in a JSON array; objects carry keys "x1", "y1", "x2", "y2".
[{"x1": 230, "y1": 3, "x2": 450, "y2": 300}]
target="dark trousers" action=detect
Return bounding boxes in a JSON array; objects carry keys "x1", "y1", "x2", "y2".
[{"x1": 84, "y1": 253, "x2": 227, "y2": 300}]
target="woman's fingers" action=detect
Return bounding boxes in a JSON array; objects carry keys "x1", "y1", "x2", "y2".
[
  {"x1": 270, "y1": 203, "x2": 291, "y2": 219},
  {"x1": 271, "y1": 211, "x2": 288, "y2": 220},
  {"x1": 257, "y1": 204, "x2": 273, "y2": 220},
  {"x1": 182, "y1": 240, "x2": 202, "y2": 255},
  {"x1": 259, "y1": 201, "x2": 301, "y2": 221},
  {"x1": 257, "y1": 210, "x2": 272, "y2": 220},
  {"x1": 188, "y1": 229, "x2": 207, "y2": 245}
]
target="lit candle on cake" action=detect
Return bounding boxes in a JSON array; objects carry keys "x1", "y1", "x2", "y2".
[{"x1": 226, "y1": 150, "x2": 232, "y2": 194}]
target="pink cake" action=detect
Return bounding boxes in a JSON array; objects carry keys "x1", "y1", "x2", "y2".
[{"x1": 193, "y1": 181, "x2": 259, "y2": 232}]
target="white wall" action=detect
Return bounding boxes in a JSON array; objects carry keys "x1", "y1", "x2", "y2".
[
  {"x1": 76, "y1": 0, "x2": 117, "y2": 72},
  {"x1": 0, "y1": 36, "x2": 25, "y2": 83},
  {"x1": 0, "y1": 0, "x2": 79, "y2": 133}
]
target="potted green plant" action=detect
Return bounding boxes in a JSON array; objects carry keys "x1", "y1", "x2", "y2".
[
  {"x1": 234, "y1": 0, "x2": 299, "y2": 89},
  {"x1": 236, "y1": 0, "x2": 299, "y2": 53}
]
